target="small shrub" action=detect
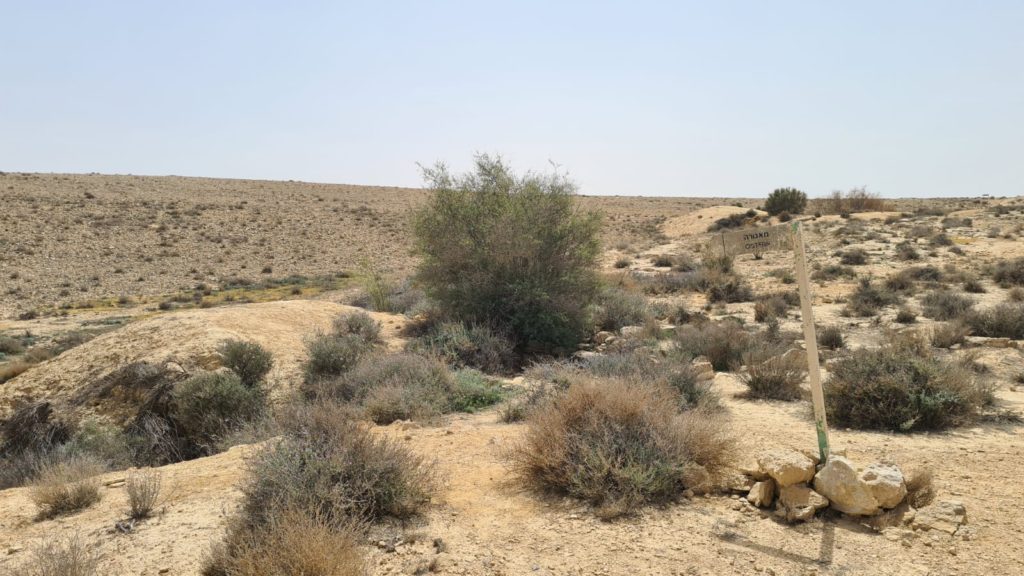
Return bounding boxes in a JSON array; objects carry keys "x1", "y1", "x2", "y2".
[
  {"x1": 125, "y1": 469, "x2": 162, "y2": 519},
  {"x1": 706, "y1": 212, "x2": 753, "y2": 232},
  {"x1": 591, "y1": 286, "x2": 650, "y2": 332},
  {"x1": 768, "y1": 268, "x2": 795, "y2": 284},
  {"x1": 0, "y1": 335, "x2": 25, "y2": 355},
  {"x1": 218, "y1": 340, "x2": 273, "y2": 388},
  {"x1": 764, "y1": 188, "x2": 807, "y2": 215},
  {"x1": 909, "y1": 224, "x2": 934, "y2": 238},
  {"x1": 895, "y1": 242, "x2": 921, "y2": 261},
  {"x1": 811, "y1": 264, "x2": 856, "y2": 281},
  {"x1": 613, "y1": 257, "x2": 631, "y2": 269},
  {"x1": 576, "y1": 351, "x2": 717, "y2": 411},
  {"x1": 919, "y1": 290, "x2": 974, "y2": 321},
  {"x1": 509, "y1": 379, "x2": 733, "y2": 518},
  {"x1": 316, "y1": 353, "x2": 473, "y2": 423},
  {"x1": 634, "y1": 271, "x2": 693, "y2": 295},
  {"x1": 931, "y1": 322, "x2": 970, "y2": 349},
  {"x1": 895, "y1": 307, "x2": 918, "y2": 324},
  {"x1": 407, "y1": 321, "x2": 516, "y2": 374},
  {"x1": 203, "y1": 508, "x2": 364, "y2": 576},
  {"x1": 824, "y1": 340, "x2": 994, "y2": 431},
  {"x1": 354, "y1": 263, "x2": 396, "y2": 313},
  {"x1": 30, "y1": 456, "x2": 104, "y2": 519},
  {"x1": 674, "y1": 321, "x2": 751, "y2": 371},
  {"x1": 20, "y1": 533, "x2": 99, "y2": 576},
  {"x1": 669, "y1": 254, "x2": 697, "y2": 272},
  {"x1": 843, "y1": 279, "x2": 901, "y2": 317},
  {"x1": 839, "y1": 248, "x2": 869, "y2": 266},
  {"x1": 962, "y1": 277, "x2": 986, "y2": 293},
  {"x1": 241, "y1": 403, "x2": 435, "y2": 527},
  {"x1": 928, "y1": 232, "x2": 953, "y2": 247},
  {"x1": 302, "y1": 334, "x2": 370, "y2": 384},
  {"x1": 172, "y1": 372, "x2": 266, "y2": 453},
  {"x1": 1, "y1": 401, "x2": 72, "y2": 457},
  {"x1": 739, "y1": 344, "x2": 806, "y2": 401},
  {"x1": 332, "y1": 311, "x2": 382, "y2": 343},
  {"x1": 753, "y1": 293, "x2": 793, "y2": 323},
  {"x1": 1009, "y1": 287, "x2": 1024, "y2": 302},
  {"x1": 964, "y1": 303, "x2": 1024, "y2": 339},
  {"x1": 651, "y1": 254, "x2": 673, "y2": 267},
  {"x1": 941, "y1": 217, "x2": 971, "y2": 229},
  {"x1": 449, "y1": 369, "x2": 505, "y2": 412},
  {"x1": 816, "y1": 187, "x2": 890, "y2": 214},
  {"x1": 817, "y1": 325, "x2": 844, "y2": 350},
  {"x1": 993, "y1": 257, "x2": 1024, "y2": 287},
  {"x1": 702, "y1": 270, "x2": 753, "y2": 303}
]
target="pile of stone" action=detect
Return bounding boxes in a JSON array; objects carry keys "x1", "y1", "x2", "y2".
[{"x1": 730, "y1": 449, "x2": 966, "y2": 535}]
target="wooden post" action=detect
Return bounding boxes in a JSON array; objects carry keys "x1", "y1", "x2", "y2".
[{"x1": 791, "y1": 220, "x2": 830, "y2": 463}]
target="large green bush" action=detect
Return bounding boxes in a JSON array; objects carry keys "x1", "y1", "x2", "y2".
[
  {"x1": 764, "y1": 188, "x2": 807, "y2": 216},
  {"x1": 413, "y1": 155, "x2": 602, "y2": 355}
]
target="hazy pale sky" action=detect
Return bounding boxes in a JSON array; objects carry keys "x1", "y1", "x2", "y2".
[{"x1": 2, "y1": 1, "x2": 1021, "y2": 197}]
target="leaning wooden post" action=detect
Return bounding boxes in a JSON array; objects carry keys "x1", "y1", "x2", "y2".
[{"x1": 790, "y1": 220, "x2": 830, "y2": 463}]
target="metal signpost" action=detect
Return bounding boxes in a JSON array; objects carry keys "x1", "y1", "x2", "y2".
[{"x1": 713, "y1": 221, "x2": 831, "y2": 463}]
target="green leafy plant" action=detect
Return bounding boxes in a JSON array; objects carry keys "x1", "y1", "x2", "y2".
[
  {"x1": 413, "y1": 155, "x2": 602, "y2": 355},
  {"x1": 764, "y1": 188, "x2": 807, "y2": 216}
]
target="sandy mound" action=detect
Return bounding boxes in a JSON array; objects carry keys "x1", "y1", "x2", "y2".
[
  {"x1": 661, "y1": 205, "x2": 757, "y2": 237},
  {"x1": 0, "y1": 300, "x2": 407, "y2": 422}
]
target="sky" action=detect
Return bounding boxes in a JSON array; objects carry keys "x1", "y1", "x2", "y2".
[{"x1": 1, "y1": 1, "x2": 1021, "y2": 198}]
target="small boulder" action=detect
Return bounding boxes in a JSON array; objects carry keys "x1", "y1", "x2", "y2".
[
  {"x1": 912, "y1": 500, "x2": 967, "y2": 535},
  {"x1": 776, "y1": 485, "x2": 829, "y2": 522},
  {"x1": 813, "y1": 456, "x2": 906, "y2": 516},
  {"x1": 726, "y1": 473, "x2": 755, "y2": 493},
  {"x1": 738, "y1": 459, "x2": 769, "y2": 481},
  {"x1": 758, "y1": 449, "x2": 816, "y2": 487},
  {"x1": 747, "y1": 480, "x2": 775, "y2": 508},
  {"x1": 861, "y1": 463, "x2": 907, "y2": 509}
]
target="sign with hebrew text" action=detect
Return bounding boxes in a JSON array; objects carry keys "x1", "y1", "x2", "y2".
[{"x1": 715, "y1": 223, "x2": 793, "y2": 256}]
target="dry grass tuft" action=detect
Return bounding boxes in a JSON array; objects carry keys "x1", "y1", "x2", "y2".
[
  {"x1": 739, "y1": 348, "x2": 806, "y2": 401},
  {"x1": 20, "y1": 533, "x2": 99, "y2": 576},
  {"x1": 509, "y1": 378, "x2": 733, "y2": 519},
  {"x1": 904, "y1": 466, "x2": 936, "y2": 508},
  {"x1": 931, "y1": 321, "x2": 970, "y2": 349},
  {"x1": 125, "y1": 469, "x2": 162, "y2": 519},
  {"x1": 203, "y1": 508, "x2": 365, "y2": 576},
  {"x1": 30, "y1": 456, "x2": 104, "y2": 519},
  {"x1": 242, "y1": 402, "x2": 436, "y2": 527}
]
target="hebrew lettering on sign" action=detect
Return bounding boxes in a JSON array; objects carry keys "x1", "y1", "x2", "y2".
[{"x1": 714, "y1": 223, "x2": 794, "y2": 257}]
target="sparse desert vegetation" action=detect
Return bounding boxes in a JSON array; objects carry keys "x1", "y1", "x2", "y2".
[{"x1": 2, "y1": 172, "x2": 1024, "y2": 575}]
